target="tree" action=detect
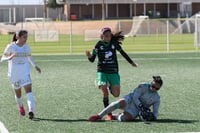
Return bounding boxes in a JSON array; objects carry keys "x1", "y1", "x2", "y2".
[
  {"x1": 46, "y1": 0, "x2": 65, "y2": 20},
  {"x1": 47, "y1": 0, "x2": 64, "y2": 9}
]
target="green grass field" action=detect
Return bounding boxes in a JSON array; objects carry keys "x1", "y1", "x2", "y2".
[
  {"x1": 0, "y1": 52, "x2": 200, "y2": 133},
  {"x1": 0, "y1": 33, "x2": 197, "y2": 54}
]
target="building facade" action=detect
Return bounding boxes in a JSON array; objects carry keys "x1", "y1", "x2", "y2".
[{"x1": 67, "y1": 0, "x2": 200, "y2": 20}]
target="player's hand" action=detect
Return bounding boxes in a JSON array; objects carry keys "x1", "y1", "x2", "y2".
[
  {"x1": 138, "y1": 103, "x2": 146, "y2": 112},
  {"x1": 131, "y1": 62, "x2": 139, "y2": 67},
  {"x1": 35, "y1": 66, "x2": 41, "y2": 73},
  {"x1": 85, "y1": 50, "x2": 92, "y2": 58},
  {"x1": 145, "y1": 112, "x2": 156, "y2": 121},
  {"x1": 9, "y1": 53, "x2": 17, "y2": 60}
]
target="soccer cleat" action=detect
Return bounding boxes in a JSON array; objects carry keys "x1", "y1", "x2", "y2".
[
  {"x1": 19, "y1": 106, "x2": 25, "y2": 116},
  {"x1": 88, "y1": 115, "x2": 101, "y2": 122},
  {"x1": 105, "y1": 113, "x2": 113, "y2": 121},
  {"x1": 28, "y1": 112, "x2": 34, "y2": 120}
]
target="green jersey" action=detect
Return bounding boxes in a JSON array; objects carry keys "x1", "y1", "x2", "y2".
[{"x1": 88, "y1": 40, "x2": 134, "y2": 73}]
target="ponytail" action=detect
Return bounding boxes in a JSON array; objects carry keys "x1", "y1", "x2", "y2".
[
  {"x1": 12, "y1": 30, "x2": 28, "y2": 42},
  {"x1": 111, "y1": 31, "x2": 124, "y2": 45},
  {"x1": 12, "y1": 33, "x2": 17, "y2": 42}
]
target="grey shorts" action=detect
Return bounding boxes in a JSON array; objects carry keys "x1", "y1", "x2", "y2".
[{"x1": 123, "y1": 94, "x2": 139, "y2": 119}]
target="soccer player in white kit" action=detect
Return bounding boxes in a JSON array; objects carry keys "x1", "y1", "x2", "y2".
[
  {"x1": 88, "y1": 76, "x2": 163, "y2": 122},
  {"x1": 1, "y1": 30, "x2": 41, "y2": 119}
]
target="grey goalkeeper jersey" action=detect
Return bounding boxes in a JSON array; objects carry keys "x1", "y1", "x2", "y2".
[{"x1": 124, "y1": 83, "x2": 160, "y2": 118}]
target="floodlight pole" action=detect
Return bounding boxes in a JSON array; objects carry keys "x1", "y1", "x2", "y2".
[
  {"x1": 133, "y1": 0, "x2": 137, "y2": 16},
  {"x1": 69, "y1": 21, "x2": 72, "y2": 55},
  {"x1": 102, "y1": 0, "x2": 105, "y2": 20},
  {"x1": 167, "y1": 20, "x2": 170, "y2": 52},
  {"x1": 43, "y1": 0, "x2": 47, "y2": 19}
]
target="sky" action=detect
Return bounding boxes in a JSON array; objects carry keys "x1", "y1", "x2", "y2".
[{"x1": 0, "y1": 0, "x2": 43, "y2": 5}]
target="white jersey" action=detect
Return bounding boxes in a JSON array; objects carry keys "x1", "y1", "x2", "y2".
[{"x1": 3, "y1": 43, "x2": 31, "y2": 86}]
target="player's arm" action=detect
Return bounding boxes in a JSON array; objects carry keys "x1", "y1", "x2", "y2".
[
  {"x1": 132, "y1": 84, "x2": 145, "y2": 107},
  {"x1": 26, "y1": 45, "x2": 41, "y2": 73},
  {"x1": 28, "y1": 56, "x2": 41, "y2": 73},
  {"x1": 1, "y1": 53, "x2": 16, "y2": 62},
  {"x1": 1, "y1": 44, "x2": 16, "y2": 62},
  {"x1": 116, "y1": 43, "x2": 138, "y2": 67},
  {"x1": 86, "y1": 43, "x2": 99, "y2": 62},
  {"x1": 141, "y1": 100, "x2": 159, "y2": 122},
  {"x1": 152, "y1": 98, "x2": 160, "y2": 120},
  {"x1": 86, "y1": 50, "x2": 96, "y2": 62}
]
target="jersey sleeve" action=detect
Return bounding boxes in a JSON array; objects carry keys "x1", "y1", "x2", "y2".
[
  {"x1": 132, "y1": 84, "x2": 146, "y2": 107},
  {"x1": 115, "y1": 43, "x2": 134, "y2": 64},
  {"x1": 152, "y1": 97, "x2": 160, "y2": 118},
  {"x1": 115, "y1": 42, "x2": 122, "y2": 51},
  {"x1": 26, "y1": 45, "x2": 31, "y2": 56},
  {"x1": 88, "y1": 42, "x2": 99, "y2": 62},
  {"x1": 26, "y1": 45, "x2": 36, "y2": 67},
  {"x1": 1, "y1": 44, "x2": 13, "y2": 62},
  {"x1": 3, "y1": 44, "x2": 13, "y2": 55}
]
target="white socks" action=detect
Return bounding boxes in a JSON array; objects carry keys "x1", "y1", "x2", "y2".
[
  {"x1": 15, "y1": 95, "x2": 23, "y2": 107},
  {"x1": 27, "y1": 92, "x2": 34, "y2": 112},
  {"x1": 98, "y1": 101, "x2": 120, "y2": 118}
]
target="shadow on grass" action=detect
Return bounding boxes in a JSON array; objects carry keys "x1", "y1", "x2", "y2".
[
  {"x1": 154, "y1": 119, "x2": 199, "y2": 124},
  {"x1": 33, "y1": 117, "x2": 198, "y2": 124},
  {"x1": 33, "y1": 117, "x2": 88, "y2": 122},
  {"x1": 127, "y1": 119, "x2": 199, "y2": 124}
]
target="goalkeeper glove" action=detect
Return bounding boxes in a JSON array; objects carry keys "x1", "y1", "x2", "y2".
[
  {"x1": 138, "y1": 103, "x2": 147, "y2": 112},
  {"x1": 146, "y1": 112, "x2": 156, "y2": 121}
]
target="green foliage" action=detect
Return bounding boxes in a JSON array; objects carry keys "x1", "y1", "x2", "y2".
[{"x1": 47, "y1": 0, "x2": 63, "y2": 9}]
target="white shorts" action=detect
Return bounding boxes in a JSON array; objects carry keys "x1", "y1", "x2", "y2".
[
  {"x1": 123, "y1": 94, "x2": 139, "y2": 119},
  {"x1": 9, "y1": 75, "x2": 32, "y2": 90}
]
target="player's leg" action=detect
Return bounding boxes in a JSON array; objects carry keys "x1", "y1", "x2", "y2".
[
  {"x1": 100, "y1": 85, "x2": 109, "y2": 107},
  {"x1": 107, "y1": 73, "x2": 120, "y2": 97},
  {"x1": 14, "y1": 88, "x2": 25, "y2": 116},
  {"x1": 24, "y1": 84, "x2": 34, "y2": 119},
  {"x1": 117, "y1": 112, "x2": 133, "y2": 122},
  {"x1": 115, "y1": 93, "x2": 138, "y2": 122},
  {"x1": 97, "y1": 72, "x2": 115, "y2": 120},
  {"x1": 110, "y1": 85, "x2": 120, "y2": 97},
  {"x1": 99, "y1": 99, "x2": 126, "y2": 117},
  {"x1": 96, "y1": 72, "x2": 109, "y2": 108},
  {"x1": 88, "y1": 99, "x2": 126, "y2": 121}
]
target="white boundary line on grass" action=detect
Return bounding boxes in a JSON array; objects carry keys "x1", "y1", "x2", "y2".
[
  {"x1": 35, "y1": 57, "x2": 200, "y2": 62},
  {"x1": 0, "y1": 121, "x2": 9, "y2": 133}
]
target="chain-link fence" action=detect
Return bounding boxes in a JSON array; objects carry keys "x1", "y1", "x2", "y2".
[{"x1": 0, "y1": 17, "x2": 199, "y2": 54}]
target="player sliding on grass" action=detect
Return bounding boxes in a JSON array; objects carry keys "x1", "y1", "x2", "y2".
[
  {"x1": 88, "y1": 76, "x2": 163, "y2": 122},
  {"x1": 86, "y1": 27, "x2": 138, "y2": 120},
  {"x1": 1, "y1": 30, "x2": 41, "y2": 120}
]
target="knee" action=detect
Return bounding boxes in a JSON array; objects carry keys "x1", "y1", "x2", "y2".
[
  {"x1": 112, "y1": 93, "x2": 120, "y2": 97},
  {"x1": 111, "y1": 87, "x2": 120, "y2": 97},
  {"x1": 118, "y1": 113, "x2": 132, "y2": 122}
]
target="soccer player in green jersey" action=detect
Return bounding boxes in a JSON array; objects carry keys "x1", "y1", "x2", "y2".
[{"x1": 86, "y1": 27, "x2": 138, "y2": 120}]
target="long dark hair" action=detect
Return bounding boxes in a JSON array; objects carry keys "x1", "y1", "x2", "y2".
[
  {"x1": 111, "y1": 31, "x2": 124, "y2": 45},
  {"x1": 12, "y1": 30, "x2": 28, "y2": 42}
]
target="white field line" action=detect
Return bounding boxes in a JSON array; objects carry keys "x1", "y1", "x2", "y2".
[
  {"x1": 0, "y1": 121, "x2": 9, "y2": 133},
  {"x1": 35, "y1": 57, "x2": 200, "y2": 62}
]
